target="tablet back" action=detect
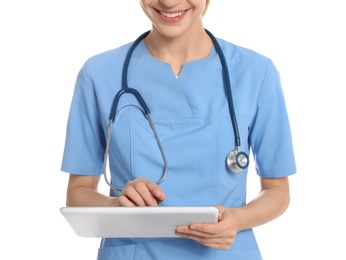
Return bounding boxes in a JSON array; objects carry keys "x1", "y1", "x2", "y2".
[{"x1": 60, "y1": 206, "x2": 218, "y2": 238}]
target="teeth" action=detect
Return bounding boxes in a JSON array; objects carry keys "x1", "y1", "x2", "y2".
[{"x1": 160, "y1": 11, "x2": 184, "y2": 18}]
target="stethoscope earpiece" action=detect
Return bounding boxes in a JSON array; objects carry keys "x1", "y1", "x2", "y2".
[{"x1": 226, "y1": 148, "x2": 249, "y2": 174}]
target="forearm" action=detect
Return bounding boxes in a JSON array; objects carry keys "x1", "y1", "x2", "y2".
[
  {"x1": 66, "y1": 174, "x2": 167, "y2": 207},
  {"x1": 230, "y1": 177, "x2": 290, "y2": 232},
  {"x1": 66, "y1": 186, "x2": 118, "y2": 207},
  {"x1": 66, "y1": 174, "x2": 118, "y2": 207}
]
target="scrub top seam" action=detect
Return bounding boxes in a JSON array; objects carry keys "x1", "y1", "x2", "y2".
[
  {"x1": 129, "y1": 117, "x2": 134, "y2": 181},
  {"x1": 249, "y1": 58, "x2": 270, "y2": 129}
]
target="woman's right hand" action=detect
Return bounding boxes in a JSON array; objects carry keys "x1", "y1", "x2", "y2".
[{"x1": 116, "y1": 177, "x2": 166, "y2": 206}]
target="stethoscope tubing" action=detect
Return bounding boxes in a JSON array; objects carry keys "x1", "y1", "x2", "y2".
[
  {"x1": 119, "y1": 29, "x2": 242, "y2": 147},
  {"x1": 204, "y1": 29, "x2": 241, "y2": 149},
  {"x1": 103, "y1": 29, "x2": 248, "y2": 192},
  {"x1": 104, "y1": 104, "x2": 168, "y2": 192}
]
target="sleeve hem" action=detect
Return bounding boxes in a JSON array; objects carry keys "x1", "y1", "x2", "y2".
[
  {"x1": 256, "y1": 166, "x2": 297, "y2": 178},
  {"x1": 61, "y1": 163, "x2": 103, "y2": 176}
]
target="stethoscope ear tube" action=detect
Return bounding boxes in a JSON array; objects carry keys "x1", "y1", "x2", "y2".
[
  {"x1": 109, "y1": 88, "x2": 151, "y2": 121},
  {"x1": 104, "y1": 30, "x2": 168, "y2": 192},
  {"x1": 104, "y1": 105, "x2": 168, "y2": 192}
]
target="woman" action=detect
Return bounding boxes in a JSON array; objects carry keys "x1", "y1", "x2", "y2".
[{"x1": 61, "y1": 0, "x2": 296, "y2": 259}]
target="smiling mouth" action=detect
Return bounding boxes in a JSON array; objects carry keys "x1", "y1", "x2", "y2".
[{"x1": 159, "y1": 10, "x2": 187, "y2": 18}]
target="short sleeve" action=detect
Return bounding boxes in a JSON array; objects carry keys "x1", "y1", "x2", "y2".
[
  {"x1": 249, "y1": 60, "x2": 296, "y2": 178},
  {"x1": 61, "y1": 60, "x2": 106, "y2": 175}
]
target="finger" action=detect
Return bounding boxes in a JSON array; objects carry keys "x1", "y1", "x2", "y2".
[
  {"x1": 176, "y1": 225, "x2": 216, "y2": 238},
  {"x1": 175, "y1": 228, "x2": 233, "y2": 250},
  {"x1": 177, "y1": 221, "x2": 234, "y2": 239},
  {"x1": 144, "y1": 180, "x2": 165, "y2": 203},
  {"x1": 121, "y1": 185, "x2": 147, "y2": 206},
  {"x1": 189, "y1": 222, "x2": 223, "y2": 236},
  {"x1": 214, "y1": 205, "x2": 225, "y2": 221},
  {"x1": 131, "y1": 181, "x2": 160, "y2": 206},
  {"x1": 136, "y1": 177, "x2": 165, "y2": 203},
  {"x1": 117, "y1": 195, "x2": 136, "y2": 207}
]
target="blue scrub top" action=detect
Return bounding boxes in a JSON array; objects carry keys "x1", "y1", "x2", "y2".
[{"x1": 61, "y1": 36, "x2": 296, "y2": 260}]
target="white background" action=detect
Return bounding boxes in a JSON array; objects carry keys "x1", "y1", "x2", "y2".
[{"x1": 1, "y1": 0, "x2": 345, "y2": 259}]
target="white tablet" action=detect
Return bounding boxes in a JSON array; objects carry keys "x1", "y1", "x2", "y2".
[{"x1": 60, "y1": 206, "x2": 218, "y2": 238}]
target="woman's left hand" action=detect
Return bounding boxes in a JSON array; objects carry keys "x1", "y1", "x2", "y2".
[{"x1": 175, "y1": 205, "x2": 237, "y2": 250}]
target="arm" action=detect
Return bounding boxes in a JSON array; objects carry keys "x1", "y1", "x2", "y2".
[
  {"x1": 231, "y1": 176, "x2": 290, "y2": 232},
  {"x1": 66, "y1": 175, "x2": 166, "y2": 207},
  {"x1": 176, "y1": 176, "x2": 290, "y2": 250},
  {"x1": 66, "y1": 175, "x2": 117, "y2": 206}
]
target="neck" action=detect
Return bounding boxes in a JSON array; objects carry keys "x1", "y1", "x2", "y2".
[{"x1": 144, "y1": 23, "x2": 212, "y2": 75}]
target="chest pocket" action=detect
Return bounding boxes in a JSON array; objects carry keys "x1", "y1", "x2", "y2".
[{"x1": 108, "y1": 107, "x2": 221, "y2": 204}]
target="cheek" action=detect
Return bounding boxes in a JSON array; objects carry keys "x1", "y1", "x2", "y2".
[{"x1": 139, "y1": 2, "x2": 158, "y2": 23}]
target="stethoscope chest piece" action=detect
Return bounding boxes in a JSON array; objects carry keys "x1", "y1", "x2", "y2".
[{"x1": 226, "y1": 148, "x2": 249, "y2": 174}]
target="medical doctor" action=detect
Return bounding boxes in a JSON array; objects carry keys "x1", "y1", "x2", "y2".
[{"x1": 61, "y1": 0, "x2": 296, "y2": 259}]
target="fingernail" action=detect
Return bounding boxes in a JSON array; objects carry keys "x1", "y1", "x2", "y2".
[
  {"x1": 190, "y1": 225, "x2": 197, "y2": 230},
  {"x1": 177, "y1": 227, "x2": 185, "y2": 233}
]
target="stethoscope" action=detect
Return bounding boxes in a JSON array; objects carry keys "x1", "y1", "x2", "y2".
[{"x1": 103, "y1": 29, "x2": 249, "y2": 192}]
